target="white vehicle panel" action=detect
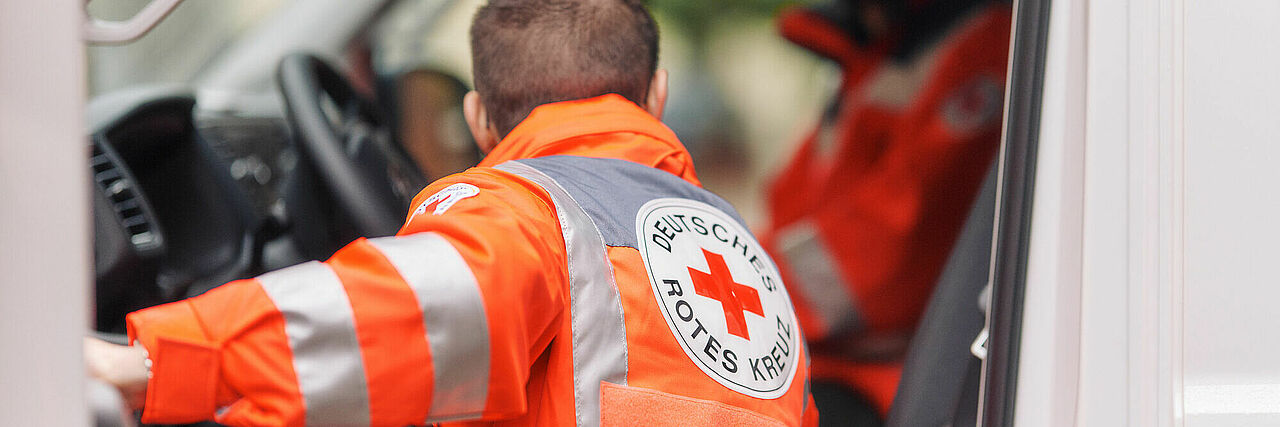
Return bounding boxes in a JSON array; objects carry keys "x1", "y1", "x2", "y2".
[
  {"x1": 1182, "y1": 1, "x2": 1280, "y2": 425},
  {"x1": 1017, "y1": 0, "x2": 1280, "y2": 425},
  {"x1": 0, "y1": 1, "x2": 90, "y2": 425}
]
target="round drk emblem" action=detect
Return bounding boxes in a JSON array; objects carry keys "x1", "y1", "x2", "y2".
[{"x1": 635, "y1": 198, "x2": 799, "y2": 399}]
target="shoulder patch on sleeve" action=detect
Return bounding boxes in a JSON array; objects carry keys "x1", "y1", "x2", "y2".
[{"x1": 412, "y1": 183, "x2": 480, "y2": 219}]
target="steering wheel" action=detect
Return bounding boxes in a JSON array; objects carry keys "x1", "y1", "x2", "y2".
[{"x1": 277, "y1": 53, "x2": 427, "y2": 258}]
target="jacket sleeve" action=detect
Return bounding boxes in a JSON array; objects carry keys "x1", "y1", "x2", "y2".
[{"x1": 126, "y1": 168, "x2": 569, "y2": 426}]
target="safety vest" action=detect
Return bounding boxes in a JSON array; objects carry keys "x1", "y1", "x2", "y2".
[
  {"x1": 760, "y1": 3, "x2": 1011, "y2": 413},
  {"x1": 127, "y1": 95, "x2": 818, "y2": 426}
]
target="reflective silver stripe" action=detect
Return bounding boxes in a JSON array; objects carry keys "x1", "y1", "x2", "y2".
[
  {"x1": 257, "y1": 261, "x2": 371, "y2": 426},
  {"x1": 367, "y1": 233, "x2": 490, "y2": 423},
  {"x1": 774, "y1": 221, "x2": 863, "y2": 336},
  {"x1": 496, "y1": 161, "x2": 628, "y2": 427}
]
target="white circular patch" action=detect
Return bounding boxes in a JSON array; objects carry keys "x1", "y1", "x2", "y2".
[
  {"x1": 940, "y1": 74, "x2": 1003, "y2": 134},
  {"x1": 636, "y1": 198, "x2": 800, "y2": 399}
]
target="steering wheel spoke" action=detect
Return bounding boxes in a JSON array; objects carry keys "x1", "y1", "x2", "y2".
[{"x1": 277, "y1": 53, "x2": 428, "y2": 257}]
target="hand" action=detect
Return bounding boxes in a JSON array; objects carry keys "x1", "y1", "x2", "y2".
[{"x1": 84, "y1": 337, "x2": 150, "y2": 410}]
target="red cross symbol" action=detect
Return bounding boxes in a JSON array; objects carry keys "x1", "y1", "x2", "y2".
[{"x1": 688, "y1": 248, "x2": 763, "y2": 340}]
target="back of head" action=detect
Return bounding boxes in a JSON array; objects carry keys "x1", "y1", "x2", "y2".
[{"x1": 470, "y1": 0, "x2": 659, "y2": 136}]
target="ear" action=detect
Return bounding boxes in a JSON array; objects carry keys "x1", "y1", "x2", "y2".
[
  {"x1": 644, "y1": 68, "x2": 669, "y2": 120},
  {"x1": 464, "y1": 91, "x2": 500, "y2": 153}
]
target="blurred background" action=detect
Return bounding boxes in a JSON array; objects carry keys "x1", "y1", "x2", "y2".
[
  {"x1": 87, "y1": 0, "x2": 836, "y2": 225},
  {"x1": 83, "y1": 1, "x2": 1011, "y2": 424}
]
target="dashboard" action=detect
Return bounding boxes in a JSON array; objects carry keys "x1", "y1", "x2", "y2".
[
  {"x1": 87, "y1": 71, "x2": 444, "y2": 334},
  {"x1": 90, "y1": 90, "x2": 295, "y2": 332}
]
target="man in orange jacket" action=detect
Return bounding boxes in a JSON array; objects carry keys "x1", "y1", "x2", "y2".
[{"x1": 85, "y1": 1, "x2": 818, "y2": 426}]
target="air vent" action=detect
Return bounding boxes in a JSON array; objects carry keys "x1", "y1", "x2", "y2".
[{"x1": 92, "y1": 142, "x2": 160, "y2": 249}]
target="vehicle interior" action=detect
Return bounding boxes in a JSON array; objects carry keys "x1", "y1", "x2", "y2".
[
  {"x1": 84, "y1": 0, "x2": 1033, "y2": 426},
  {"x1": 89, "y1": 1, "x2": 476, "y2": 339}
]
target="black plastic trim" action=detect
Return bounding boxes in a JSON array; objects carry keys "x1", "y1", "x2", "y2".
[{"x1": 981, "y1": 0, "x2": 1051, "y2": 425}]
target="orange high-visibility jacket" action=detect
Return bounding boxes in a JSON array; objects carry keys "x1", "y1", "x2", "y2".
[
  {"x1": 758, "y1": 3, "x2": 1011, "y2": 413},
  {"x1": 127, "y1": 94, "x2": 818, "y2": 427}
]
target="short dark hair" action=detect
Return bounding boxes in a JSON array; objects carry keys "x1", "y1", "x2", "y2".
[{"x1": 470, "y1": 0, "x2": 659, "y2": 136}]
